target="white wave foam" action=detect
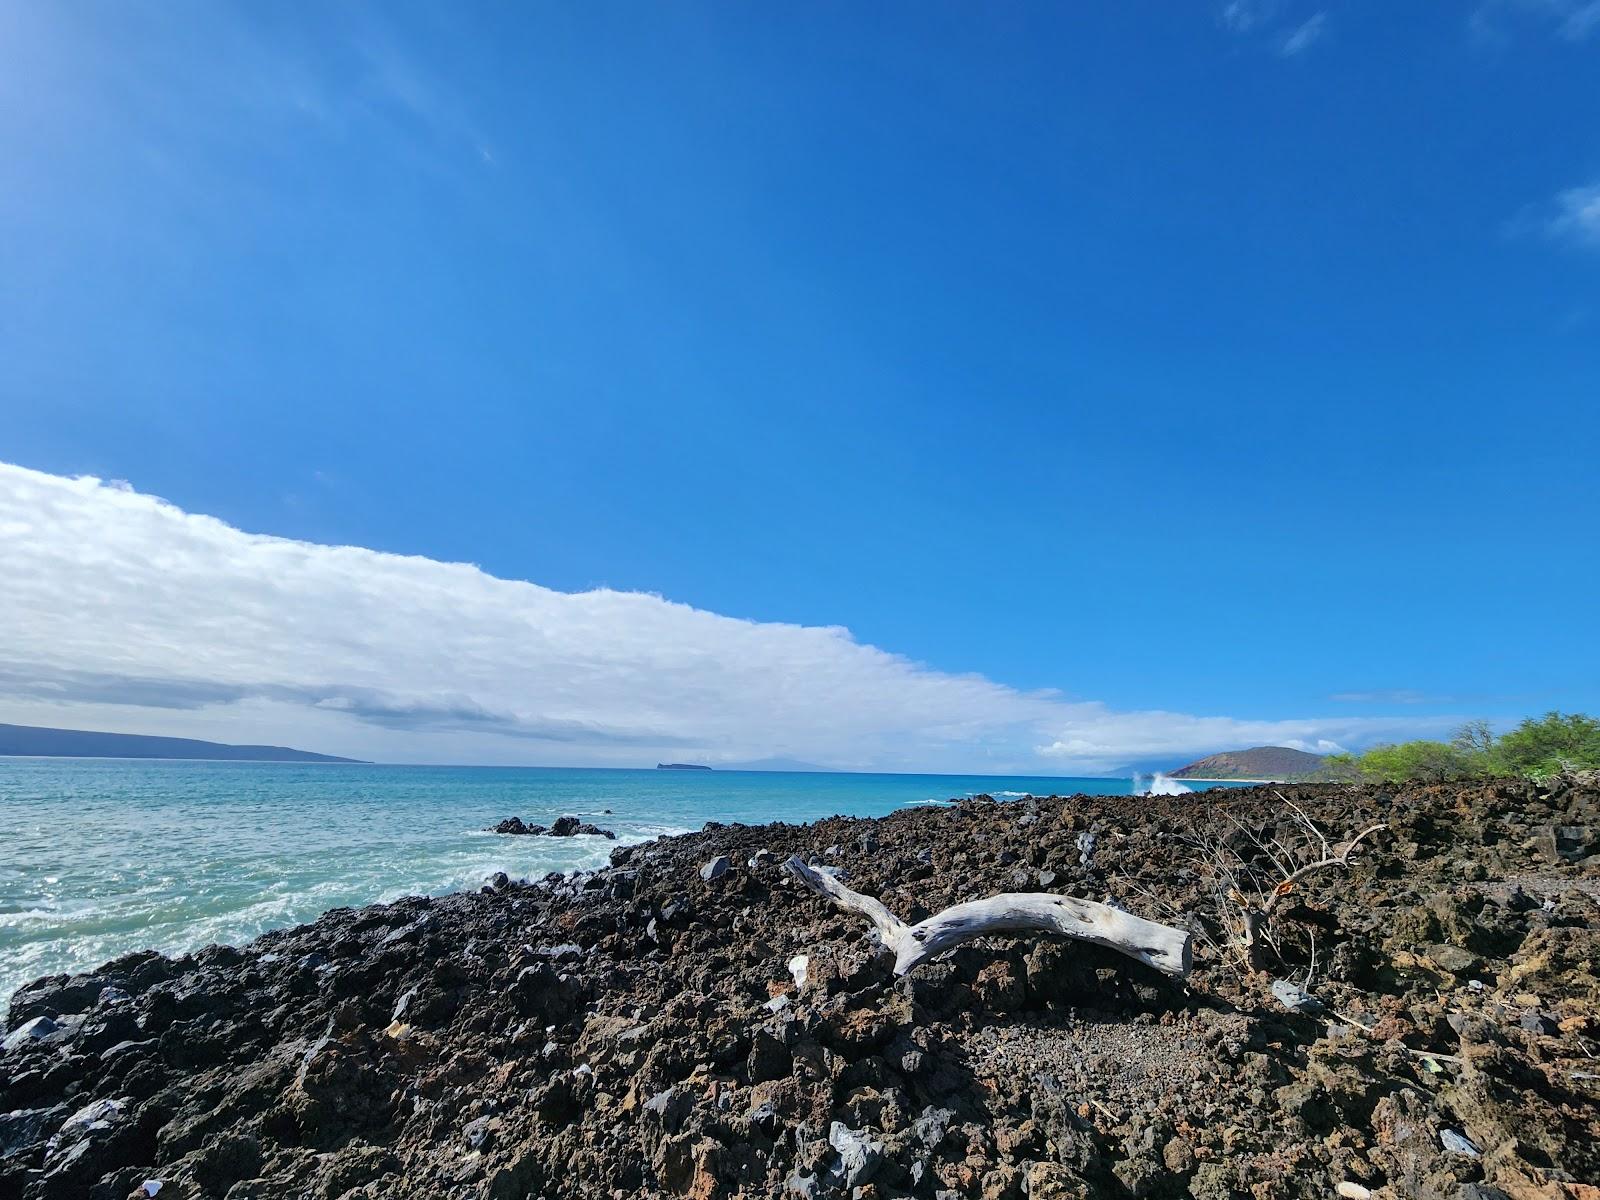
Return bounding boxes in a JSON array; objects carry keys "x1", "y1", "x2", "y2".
[{"x1": 1134, "y1": 772, "x2": 1193, "y2": 796}]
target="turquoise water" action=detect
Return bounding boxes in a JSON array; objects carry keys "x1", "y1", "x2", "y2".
[{"x1": 0, "y1": 759, "x2": 1205, "y2": 1015}]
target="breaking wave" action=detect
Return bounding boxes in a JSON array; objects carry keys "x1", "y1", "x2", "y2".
[{"x1": 1135, "y1": 772, "x2": 1193, "y2": 796}]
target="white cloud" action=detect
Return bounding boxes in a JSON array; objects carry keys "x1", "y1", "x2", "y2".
[
  {"x1": 0, "y1": 464, "x2": 1447, "y2": 773},
  {"x1": 1566, "y1": 0, "x2": 1600, "y2": 38},
  {"x1": 1220, "y1": 0, "x2": 1281, "y2": 34},
  {"x1": 1034, "y1": 710, "x2": 1435, "y2": 770},
  {"x1": 1218, "y1": 3, "x2": 1328, "y2": 59},
  {"x1": 1471, "y1": 0, "x2": 1600, "y2": 43},
  {"x1": 1545, "y1": 182, "x2": 1600, "y2": 250},
  {"x1": 1279, "y1": 12, "x2": 1329, "y2": 55}
]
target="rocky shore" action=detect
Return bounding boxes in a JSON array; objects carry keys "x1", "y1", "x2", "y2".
[{"x1": 2, "y1": 778, "x2": 1596, "y2": 1199}]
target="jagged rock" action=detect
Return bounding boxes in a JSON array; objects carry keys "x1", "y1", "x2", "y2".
[
  {"x1": 700, "y1": 855, "x2": 731, "y2": 882},
  {"x1": 1535, "y1": 825, "x2": 1592, "y2": 864},
  {"x1": 913, "y1": 1106, "x2": 954, "y2": 1149},
  {"x1": 0, "y1": 1106, "x2": 67, "y2": 1161},
  {"x1": 1270, "y1": 980, "x2": 1324, "y2": 1014},
  {"x1": 1519, "y1": 1010, "x2": 1558, "y2": 1036},
  {"x1": 1424, "y1": 943, "x2": 1480, "y2": 974},
  {"x1": 825, "y1": 1121, "x2": 883, "y2": 1190},
  {"x1": 2, "y1": 1016, "x2": 61, "y2": 1052}
]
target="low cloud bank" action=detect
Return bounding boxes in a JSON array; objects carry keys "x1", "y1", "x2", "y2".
[{"x1": 0, "y1": 464, "x2": 1445, "y2": 772}]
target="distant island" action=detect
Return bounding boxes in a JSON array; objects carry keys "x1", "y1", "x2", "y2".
[
  {"x1": 1168, "y1": 744, "x2": 1325, "y2": 781},
  {"x1": 0, "y1": 722, "x2": 363, "y2": 764},
  {"x1": 656, "y1": 762, "x2": 713, "y2": 771}
]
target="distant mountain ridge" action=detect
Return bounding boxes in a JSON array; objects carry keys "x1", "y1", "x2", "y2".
[
  {"x1": 0, "y1": 723, "x2": 362, "y2": 763},
  {"x1": 1169, "y1": 745, "x2": 1325, "y2": 780}
]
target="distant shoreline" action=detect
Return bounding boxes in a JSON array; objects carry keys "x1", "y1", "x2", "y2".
[
  {"x1": 1171, "y1": 776, "x2": 1282, "y2": 784},
  {"x1": 0, "y1": 722, "x2": 362, "y2": 764},
  {"x1": 0, "y1": 754, "x2": 367, "y2": 765}
]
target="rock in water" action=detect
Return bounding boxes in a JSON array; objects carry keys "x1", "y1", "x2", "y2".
[
  {"x1": 552, "y1": 815, "x2": 615, "y2": 838},
  {"x1": 488, "y1": 815, "x2": 614, "y2": 838},
  {"x1": 488, "y1": 817, "x2": 546, "y2": 836}
]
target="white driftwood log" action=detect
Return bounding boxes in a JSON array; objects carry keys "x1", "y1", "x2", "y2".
[{"x1": 784, "y1": 855, "x2": 1191, "y2": 978}]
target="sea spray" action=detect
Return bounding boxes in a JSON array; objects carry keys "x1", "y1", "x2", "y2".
[{"x1": 1134, "y1": 771, "x2": 1193, "y2": 796}]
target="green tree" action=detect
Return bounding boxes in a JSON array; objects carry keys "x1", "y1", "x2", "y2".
[
  {"x1": 1495, "y1": 711, "x2": 1600, "y2": 777},
  {"x1": 1353, "y1": 739, "x2": 1480, "y2": 783},
  {"x1": 1451, "y1": 719, "x2": 1499, "y2": 762},
  {"x1": 1313, "y1": 752, "x2": 1362, "y2": 782}
]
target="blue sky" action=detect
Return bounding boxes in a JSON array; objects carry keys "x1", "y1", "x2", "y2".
[{"x1": 0, "y1": 2, "x2": 1596, "y2": 771}]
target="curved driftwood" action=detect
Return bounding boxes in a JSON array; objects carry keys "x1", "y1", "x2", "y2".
[{"x1": 784, "y1": 855, "x2": 1191, "y2": 978}]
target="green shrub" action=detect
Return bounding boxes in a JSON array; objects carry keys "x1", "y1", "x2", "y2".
[
  {"x1": 1495, "y1": 711, "x2": 1600, "y2": 778},
  {"x1": 1325, "y1": 712, "x2": 1597, "y2": 784},
  {"x1": 1351, "y1": 739, "x2": 1485, "y2": 783}
]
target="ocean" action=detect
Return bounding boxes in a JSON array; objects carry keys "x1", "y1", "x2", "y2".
[{"x1": 0, "y1": 758, "x2": 1221, "y2": 1016}]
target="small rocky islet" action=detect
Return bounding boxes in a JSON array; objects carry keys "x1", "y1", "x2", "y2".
[
  {"x1": 487, "y1": 816, "x2": 616, "y2": 840},
  {"x1": 1, "y1": 778, "x2": 1596, "y2": 1199}
]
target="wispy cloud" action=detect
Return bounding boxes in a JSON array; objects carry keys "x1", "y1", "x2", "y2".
[
  {"x1": 1219, "y1": 3, "x2": 1328, "y2": 57},
  {"x1": 1219, "y1": 0, "x2": 1282, "y2": 34},
  {"x1": 1279, "y1": 12, "x2": 1329, "y2": 56},
  {"x1": 0, "y1": 464, "x2": 1448, "y2": 773},
  {"x1": 1509, "y1": 181, "x2": 1600, "y2": 252},
  {"x1": 1567, "y1": 1, "x2": 1600, "y2": 37},
  {"x1": 1471, "y1": 0, "x2": 1600, "y2": 43},
  {"x1": 1545, "y1": 182, "x2": 1600, "y2": 250}
]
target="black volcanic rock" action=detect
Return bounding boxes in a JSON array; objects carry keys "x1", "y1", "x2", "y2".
[
  {"x1": 488, "y1": 816, "x2": 546, "y2": 836},
  {"x1": 3, "y1": 777, "x2": 1596, "y2": 1199},
  {"x1": 488, "y1": 815, "x2": 615, "y2": 839}
]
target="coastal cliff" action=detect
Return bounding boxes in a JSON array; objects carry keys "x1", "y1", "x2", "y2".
[{"x1": 2, "y1": 779, "x2": 1595, "y2": 1199}]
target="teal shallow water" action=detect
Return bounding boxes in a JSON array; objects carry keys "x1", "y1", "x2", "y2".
[{"x1": 0, "y1": 759, "x2": 1217, "y2": 1016}]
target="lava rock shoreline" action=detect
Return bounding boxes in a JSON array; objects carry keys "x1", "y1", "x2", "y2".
[{"x1": 2, "y1": 779, "x2": 1596, "y2": 1199}]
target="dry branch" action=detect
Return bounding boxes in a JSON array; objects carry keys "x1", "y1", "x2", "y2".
[
  {"x1": 784, "y1": 855, "x2": 1192, "y2": 978},
  {"x1": 1229, "y1": 797, "x2": 1387, "y2": 971}
]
